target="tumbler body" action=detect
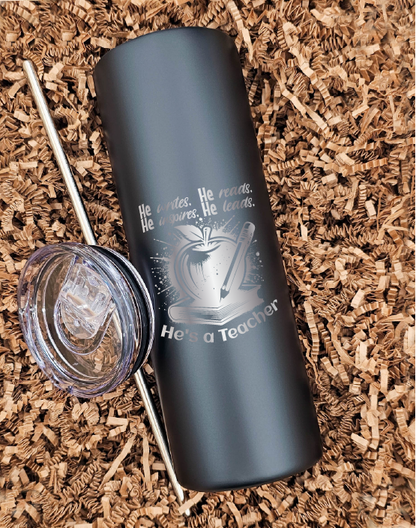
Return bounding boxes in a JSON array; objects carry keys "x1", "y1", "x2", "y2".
[{"x1": 94, "y1": 27, "x2": 322, "y2": 492}]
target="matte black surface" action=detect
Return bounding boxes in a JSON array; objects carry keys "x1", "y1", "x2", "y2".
[{"x1": 94, "y1": 27, "x2": 322, "y2": 492}]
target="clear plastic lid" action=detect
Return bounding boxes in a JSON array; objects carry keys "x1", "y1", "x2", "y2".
[{"x1": 18, "y1": 243, "x2": 154, "y2": 398}]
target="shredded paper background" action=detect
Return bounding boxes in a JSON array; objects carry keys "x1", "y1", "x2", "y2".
[{"x1": 0, "y1": 0, "x2": 414, "y2": 527}]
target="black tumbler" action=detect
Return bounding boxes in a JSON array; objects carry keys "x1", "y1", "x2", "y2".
[{"x1": 94, "y1": 27, "x2": 322, "y2": 492}]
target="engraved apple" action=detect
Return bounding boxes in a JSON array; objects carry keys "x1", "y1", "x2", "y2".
[{"x1": 174, "y1": 226, "x2": 245, "y2": 307}]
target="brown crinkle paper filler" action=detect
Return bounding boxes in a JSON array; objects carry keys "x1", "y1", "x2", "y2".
[{"x1": 0, "y1": 0, "x2": 414, "y2": 526}]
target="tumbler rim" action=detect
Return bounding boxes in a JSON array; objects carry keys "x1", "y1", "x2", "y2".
[{"x1": 17, "y1": 242, "x2": 154, "y2": 398}]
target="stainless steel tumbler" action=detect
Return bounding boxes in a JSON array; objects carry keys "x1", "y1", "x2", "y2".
[{"x1": 94, "y1": 27, "x2": 322, "y2": 492}]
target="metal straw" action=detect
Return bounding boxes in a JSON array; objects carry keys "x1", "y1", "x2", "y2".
[{"x1": 23, "y1": 60, "x2": 188, "y2": 514}]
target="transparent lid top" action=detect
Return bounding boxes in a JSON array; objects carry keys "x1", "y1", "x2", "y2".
[{"x1": 18, "y1": 243, "x2": 154, "y2": 398}]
